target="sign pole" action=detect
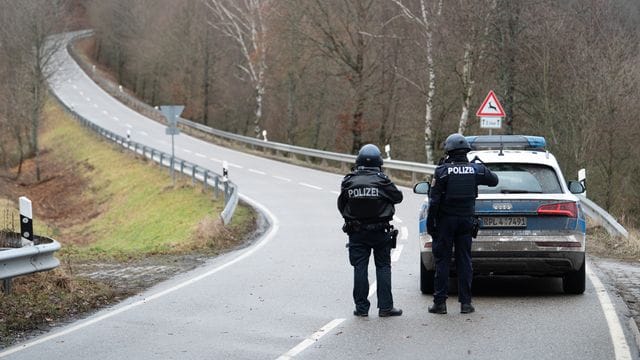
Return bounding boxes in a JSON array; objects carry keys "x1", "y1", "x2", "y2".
[{"x1": 159, "y1": 105, "x2": 185, "y2": 187}]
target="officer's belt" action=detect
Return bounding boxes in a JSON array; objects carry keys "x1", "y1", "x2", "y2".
[{"x1": 346, "y1": 221, "x2": 390, "y2": 232}]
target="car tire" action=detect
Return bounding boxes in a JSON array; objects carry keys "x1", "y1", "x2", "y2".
[
  {"x1": 562, "y1": 257, "x2": 586, "y2": 294},
  {"x1": 420, "y1": 257, "x2": 435, "y2": 294}
]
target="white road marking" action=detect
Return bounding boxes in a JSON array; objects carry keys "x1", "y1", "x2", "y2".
[
  {"x1": 400, "y1": 226, "x2": 408, "y2": 240},
  {"x1": 182, "y1": 149, "x2": 192, "y2": 154},
  {"x1": 102, "y1": 110, "x2": 108, "y2": 115},
  {"x1": 330, "y1": 190, "x2": 340, "y2": 195},
  {"x1": 299, "y1": 182, "x2": 322, "y2": 190},
  {"x1": 125, "y1": 124, "x2": 133, "y2": 129},
  {"x1": 368, "y1": 282, "x2": 377, "y2": 298},
  {"x1": 0, "y1": 193, "x2": 280, "y2": 358},
  {"x1": 393, "y1": 215, "x2": 403, "y2": 223},
  {"x1": 72, "y1": 84, "x2": 77, "y2": 89},
  {"x1": 249, "y1": 169, "x2": 266, "y2": 175},
  {"x1": 155, "y1": 140, "x2": 168, "y2": 145},
  {"x1": 93, "y1": 103, "x2": 98, "y2": 108},
  {"x1": 391, "y1": 245, "x2": 404, "y2": 263},
  {"x1": 209, "y1": 157, "x2": 222, "y2": 163},
  {"x1": 138, "y1": 131, "x2": 148, "y2": 137},
  {"x1": 586, "y1": 262, "x2": 632, "y2": 360},
  {"x1": 85, "y1": 97, "x2": 90, "y2": 102},
  {"x1": 112, "y1": 116, "x2": 119, "y2": 122},
  {"x1": 228, "y1": 163, "x2": 243, "y2": 169},
  {"x1": 276, "y1": 318, "x2": 345, "y2": 360},
  {"x1": 273, "y1": 175, "x2": 291, "y2": 182},
  {"x1": 195, "y1": 153, "x2": 206, "y2": 158}
]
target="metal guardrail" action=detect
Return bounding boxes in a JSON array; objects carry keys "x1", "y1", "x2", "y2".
[
  {"x1": 578, "y1": 195, "x2": 629, "y2": 238},
  {"x1": 66, "y1": 32, "x2": 627, "y2": 238},
  {"x1": 0, "y1": 235, "x2": 61, "y2": 293}
]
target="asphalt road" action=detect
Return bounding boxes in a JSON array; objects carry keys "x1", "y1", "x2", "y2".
[{"x1": 1, "y1": 33, "x2": 637, "y2": 360}]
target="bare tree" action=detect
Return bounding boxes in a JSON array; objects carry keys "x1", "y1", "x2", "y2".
[
  {"x1": 391, "y1": 0, "x2": 442, "y2": 164},
  {"x1": 204, "y1": 0, "x2": 271, "y2": 137},
  {"x1": 0, "y1": 0, "x2": 67, "y2": 181}
]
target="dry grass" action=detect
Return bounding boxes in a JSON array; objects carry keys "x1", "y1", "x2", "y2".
[{"x1": 587, "y1": 224, "x2": 640, "y2": 260}]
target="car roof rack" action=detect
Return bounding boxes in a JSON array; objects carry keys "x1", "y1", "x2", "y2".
[{"x1": 465, "y1": 135, "x2": 546, "y2": 151}]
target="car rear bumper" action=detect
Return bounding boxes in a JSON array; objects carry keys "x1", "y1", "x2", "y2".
[{"x1": 420, "y1": 234, "x2": 585, "y2": 276}]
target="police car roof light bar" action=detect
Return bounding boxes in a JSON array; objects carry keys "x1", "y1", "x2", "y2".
[{"x1": 465, "y1": 135, "x2": 546, "y2": 151}]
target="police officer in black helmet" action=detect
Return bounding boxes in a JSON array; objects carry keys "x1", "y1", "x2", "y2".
[
  {"x1": 427, "y1": 134, "x2": 498, "y2": 315},
  {"x1": 338, "y1": 144, "x2": 403, "y2": 317}
]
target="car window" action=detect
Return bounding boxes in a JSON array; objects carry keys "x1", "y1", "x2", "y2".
[{"x1": 478, "y1": 163, "x2": 562, "y2": 194}]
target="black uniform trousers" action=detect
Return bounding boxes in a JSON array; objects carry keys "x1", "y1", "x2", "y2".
[
  {"x1": 432, "y1": 214, "x2": 475, "y2": 305},
  {"x1": 348, "y1": 229, "x2": 393, "y2": 313}
]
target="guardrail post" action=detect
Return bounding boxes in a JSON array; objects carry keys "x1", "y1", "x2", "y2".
[
  {"x1": 224, "y1": 181, "x2": 229, "y2": 205},
  {"x1": 203, "y1": 171, "x2": 209, "y2": 191},
  {"x1": 214, "y1": 176, "x2": 220, "y2": 199},
  {"x1": 2, "y1": 278, "x2": 12, "y2": 295},
  {"x1": 192, "y1": 166, "x2": 196, "y2": 184}
]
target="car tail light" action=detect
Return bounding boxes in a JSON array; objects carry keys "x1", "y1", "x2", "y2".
[{"x1": 537, "y1": 202, "x2": 578, "y2": 218}]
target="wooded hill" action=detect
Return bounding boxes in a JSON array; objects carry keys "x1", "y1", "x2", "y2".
[{"x1": 1, "y1": 0, "x2": 639, "y2": 226}]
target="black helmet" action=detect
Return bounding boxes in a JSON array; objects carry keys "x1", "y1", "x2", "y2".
[
  {"x1": 444, "y1": 133, "x2": 471, "y2": 154},
  {"x1": 356, "y1": 144, "x2": 383, "y2": 167}
]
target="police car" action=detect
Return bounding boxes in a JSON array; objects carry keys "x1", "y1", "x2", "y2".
[{"x1": 413, "y1": 135, "x2": 587, "y2": 294}]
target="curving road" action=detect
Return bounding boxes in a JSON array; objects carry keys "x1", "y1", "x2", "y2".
[{"x1": 1, "y1": 33, "x2": 638, "y2": 360}]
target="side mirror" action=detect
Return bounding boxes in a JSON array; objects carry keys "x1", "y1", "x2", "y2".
[
  {"x1": 413, "y1": 181, "x2": 431, "y2": 194},
  {"x1": 568, "y1": 180, "x2": 585, "y2": 194}
]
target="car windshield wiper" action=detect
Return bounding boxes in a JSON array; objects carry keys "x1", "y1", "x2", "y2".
[{"x1": 500, "y1": 189, "x2": 543, "y2": 194}]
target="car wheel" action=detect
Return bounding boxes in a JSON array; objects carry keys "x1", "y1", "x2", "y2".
[
  {"x1": 562, "y1": 258, "x2": 586, "y2": 294},
  {"x1": 420, "y1": 256, "x2": 435, "y2": 294}
]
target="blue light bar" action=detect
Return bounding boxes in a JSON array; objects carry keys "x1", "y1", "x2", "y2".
[{"x1": 465, "y1": 135, "x2": 546, "y2": 151}]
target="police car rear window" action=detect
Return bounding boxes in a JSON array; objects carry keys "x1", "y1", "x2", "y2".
[{"x1": 478, "y1": 163, "x2": 562, "y2": 194}]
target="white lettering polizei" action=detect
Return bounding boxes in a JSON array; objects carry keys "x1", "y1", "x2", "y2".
[
  {"x1": 348, "y1": 187, "x2": 380, "y2": 198},
  {"x1": 447, "y1": 166, "x2": 475, "y2": 175}
]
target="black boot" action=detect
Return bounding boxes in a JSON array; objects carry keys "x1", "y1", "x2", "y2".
[
  {"x1": 461, "y1": 303, "x2": 475, "y2": 314},
  {"x1": 378, "y1": 308, "x2": 403, "y2": 317},
  {"x1": 428, "y1": 302, "x2": 447, "y2": 314}
]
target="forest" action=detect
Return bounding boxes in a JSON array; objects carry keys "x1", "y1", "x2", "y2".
[{"x1": 1, "y1": 0, "x2": 639, "y2": 225}]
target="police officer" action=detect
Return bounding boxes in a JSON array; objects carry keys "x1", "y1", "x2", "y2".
[
  {"x1": 427, "y1": 133, "x2": 498, "y2": 314},
  {"x1": 338, "y1": 144, "x2": 403, "y2": 317}
]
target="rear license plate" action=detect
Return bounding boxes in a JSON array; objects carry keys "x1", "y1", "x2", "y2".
[{"x1": 481, "y1": 216, "x2": 527, "y2": 228}]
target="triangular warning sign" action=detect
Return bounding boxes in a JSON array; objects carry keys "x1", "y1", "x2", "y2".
[{"x1": 476, "y1": 90, "x2": 505, "y2": 117}]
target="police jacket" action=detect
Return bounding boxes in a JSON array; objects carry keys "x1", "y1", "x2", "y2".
[
  {"x1": 337, "y1": 167, "x2": 403, "y2": 224},
  {"x1": 429, "y1": 155, "x2": 499, "y2": 217}
]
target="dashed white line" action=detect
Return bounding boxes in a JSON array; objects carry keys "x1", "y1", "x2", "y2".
[
  {"x1": 299, "y1": 182, "x2": 322, "y2": 190},
  {"x1": 228, "y1": 163, "x2": 243, "y2": 169},
  {"x1": 138, "y1": 131, "x2": 148, "y2": 137},
  {"x1": 93, "y1": 103, "x2": 98, "y2": 108},
  {"x1": 272, "y1": 175, "x2": 291, "y2": 182},
  {"x1": 112, "y1": 116, "x2": 119, "y2": 122},
  {"x1": 276, "y1": 318, "x2": 345, "y2": 360},
  {"x1": 102, "y1": 110, "x2": 109, "y2": 115},
  {"x1": 209, "y1": 157, "x2": 222, "y2": 163},
  {"x1": 182, "y1": 149, "x2": 193, "y2": 154},
  {"x1": 249, "y1": 169, "x2": 266, "y2": 175},
  {"x1": 368, "y1": 282, "x2": 377, "y2": 298},
  {"x1": 391, "y1": 244, "x2": 404, "y2": 263},
  {"x1": 125, "y1": 124, "x2": 133, "y2": 129},
  {"x1": 195, "y1": 153, "x2": 206, "y2": 158},
  {"x1": 330, "y1": 190, "x2": 340, "y2": 195},
  {"x1": 72, "y1": 84, "x2": 77, "y2": 89}
]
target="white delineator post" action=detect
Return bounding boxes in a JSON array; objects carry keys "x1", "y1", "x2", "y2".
[
  {"x1": 222, "y1": 161, "x2": 229, "y2": 182},
  {"x1": 19, "y1": 196, "x2": 33, "y2": 246}
]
